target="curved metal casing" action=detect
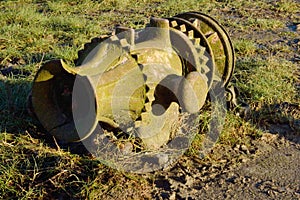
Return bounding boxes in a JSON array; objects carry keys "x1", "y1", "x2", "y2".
[{"x1": 30, "y1": 12, "x2": 235, "y2": 149}]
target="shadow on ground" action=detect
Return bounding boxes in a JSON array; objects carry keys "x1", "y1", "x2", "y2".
[{"x1": 251, "y1": 102, "x2": 300, "y2": 144}]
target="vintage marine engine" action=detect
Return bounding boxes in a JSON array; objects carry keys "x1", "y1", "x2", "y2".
[{"x1": 29, "y1": 12, "x2": 235, "y2": 151}]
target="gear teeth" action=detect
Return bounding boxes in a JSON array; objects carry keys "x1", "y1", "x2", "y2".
[
  {"x1": 134, "y1": 100, "x2": 152, "y2": 128},
  {"x1": 200, "y1": 55, "x2": 209, "y2": 66},
  {"x1": 201, "y1": 63, "x2": 210, "y2": 74},
  {"x1": 196, "y1": 46, "x2": 206, "y2": 56},
  {"x1": 213, "y1": 74, "x2": 222, "y2": 82},
  {"x1": 119, "y1": 38, "x2": 130, "y2": 50},
  {"x1": 170, "y1": 20, "x2": 178, "y2": 27},
  {"x1": 200, "y1": 71, "x2": 209, "y2": 83},
  {"x1": 75, "y1": 35, "x2": 109, "y2": 66},
  {"x1": 191, "y1": 38, "x2": 200, "y2": 46},
  {"x1": 207, "y1": 32, "x2": 219, "y2": 43},
  {"x1": 134, "y1": 120, "x2": 142, "y2": 128},
  {"x1": 169, "y1": 18, "x2": 212, "y2": 87},
  {"x1": 146, "y1": 86, "x2": 156, "y2": 101},
  {"x1": 110, "y1": 35, "x2": 119, "y2": 42},
  {"x1": 146, "y1": 92, "x2": 155, "y2": 102},
  {"x1": 192, "y1": 18, "x2": 201, "y2": 29},
  {"x1": 131, "y1": 51, "x2": 158, "y2": 129},
  {"x1": 141, "y1": 112, "x2": 151, "y2": 122},
  {"x1": 194, "y1": 64, "x2": 201, "y2": 72},
  {"x1": 144, "y1": 103, "x2": 152, "y2": 111},
  {"x1": 187, "y1": 30, "x2": 194, "y2": 39},
  {"x1": 179, "y1": 24, "x2": 186, "y2": 32},
  {"x1": 134, "y1": 106, "x2": 151, "y2": 128}
]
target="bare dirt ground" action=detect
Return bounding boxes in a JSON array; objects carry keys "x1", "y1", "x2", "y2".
[{"x1": 151, "y1": 132, "x2": 300, "y2": 199}]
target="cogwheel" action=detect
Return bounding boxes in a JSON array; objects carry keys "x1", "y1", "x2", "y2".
[
  {"x1": 167, "y1": 17, "x2": 215, "y2": 90},
  {"x1": 130, "y1": 49, "x2": 182, "y2": 149},
  {"x1": 75, "y1": 29, "x2": 135, "y2": 74},
  {"x1": 114, "y1": 26, "x2": 135, "y2": 50},
  {"x1": 130, "y1": 54, "x2": 153, "y2": 129},
  {"x1": 175, "y1": 12, "x2": 235, "y2": 87},
  {"x1": 75, "y1": 35, "x2": 109, "y2": 66}
]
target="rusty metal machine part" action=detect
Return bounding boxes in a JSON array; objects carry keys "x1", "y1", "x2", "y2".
[
  {"x1": 175, "y1": 12, "x2": 235, "y2": 86},
  {"x1": 30, "y1": 12, "x2": 235, "y2": 150}
]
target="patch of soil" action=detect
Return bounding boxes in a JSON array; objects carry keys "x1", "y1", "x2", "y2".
[{"x1": 151, "y1": 133, "x2": 300, "y2": 200}]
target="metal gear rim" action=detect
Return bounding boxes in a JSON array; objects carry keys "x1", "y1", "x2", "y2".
[
  {"x1": 175, "y1": 12, "x2": 235, "y2": 87},
  {"x1": 166, "y1": 16, "x2": 215, "y2": 90}
]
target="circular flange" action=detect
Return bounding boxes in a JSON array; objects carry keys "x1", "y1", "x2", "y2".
[
  {"x1": 175, "y1": 12, "x2": 235, "y2": 87},
  {"x1": 166, "y1": 17, "x2": 215, "y2": 90}
]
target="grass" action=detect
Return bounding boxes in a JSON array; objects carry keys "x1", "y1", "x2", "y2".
[
  {"x1": 0, "y1": 0, "x2": 299, "y2": 199},
  {"x1": 233, "y1": 39, "x2": 257, "y2": 56},
  {"x1": 234, "y1": 57, "x2": 298, "y2": 104}
]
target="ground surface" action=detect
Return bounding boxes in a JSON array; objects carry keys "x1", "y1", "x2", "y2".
[
  {"x1": 152, "y1": 132, "x2": 300, "y2": 199},
  {"x1": 0, "y1": 0, "x2": 299, "y2": 199}
]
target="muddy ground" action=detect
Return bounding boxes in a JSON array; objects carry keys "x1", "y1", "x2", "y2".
[{"x1": 151, "y1": 132, "x2": 300, "y2": 199}]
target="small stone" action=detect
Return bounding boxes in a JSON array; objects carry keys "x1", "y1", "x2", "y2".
[
  {"x1": 240, "y1": 145, "x2": 250, "y2": 154},
  {"x1": 242, "y1": 177, "x2": 248, "y2": 183},
  {"x1": 120, "y1": 142, "x2": 133, "y2": 154},
  {"x1": 234, "y1": 144, "x2": 240, "y2": 151},
  {"x1": 296, "y1": 24, "x2": 300, "y2": 31},
  {"x1": 156, "y1": 153, "x2": 169, "y2": 166},
  {"x1": 169, "y1": 192, "x2": 176, "y2": 200},
  {"x1": 185, "y1": 175, "x2": 194, "y2": 186},
  {"x1": 240, "y1": 144, "x2": 247, "y2": 151}
]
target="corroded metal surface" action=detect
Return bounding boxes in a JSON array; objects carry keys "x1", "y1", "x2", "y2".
[{"x1": 30, "y1": 12, "x2": 235, "y2": 151}]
